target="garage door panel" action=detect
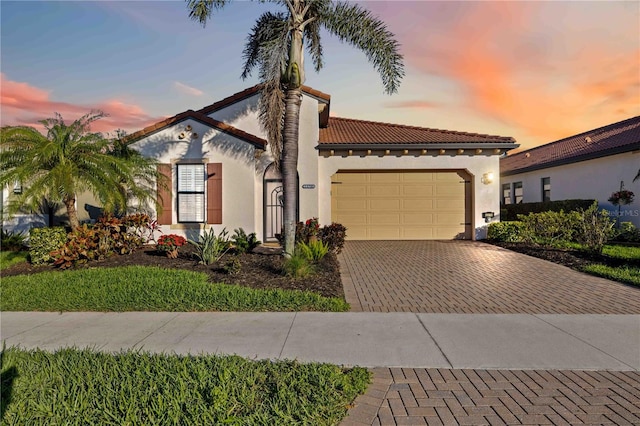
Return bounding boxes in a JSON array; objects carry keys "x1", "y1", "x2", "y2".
[
  {"x1": 403, "y1": 173, "x2": 433, "y2": 183},
  {"x1": 369, "y1": 227, "x2": 401, "y2": 239},
  {"x1": 332, "y1": 171, "x2": 469, "y2": 240},
  {"x1": 402, "y1": 184, "x2": 434, "y2": 197},
  {"x1": 335, "y1": 199, "x2": 367, "y2": 210},
  {"x1": 370, "y1": 213, "x2": 401, "y2": 225},
  {"x1": 369, "y1": 185, "x2": 400, "y2": 197},
  {"x1": 370, "y1": 173, "x2": 400, "y2": 183},
  {"x1": 335, "y1": 185, "x2": 367, "y2": 197},
  {"x1": 402, "y1": 199, "x2": 434, "y2": 210},
  {"x1": 403, "y1": 213, "x2": 433, "y2": 225},
  {"x1": 401, "y1": 228, "x2": 434, "y2": 239},
  {"x1": 369, "y1": 199, "x2": 400, "y2": 210}
]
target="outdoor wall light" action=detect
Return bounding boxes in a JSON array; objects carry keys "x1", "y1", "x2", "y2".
[
  {"x1": 481, "y1": 172, "x2": 494, "y2": 185},
  {"x1": 178, "y1": 132, "x2": 186, "y2": 140},
  {"x1": 482, "y1": 211, "x2": 495, "y2": 223}
]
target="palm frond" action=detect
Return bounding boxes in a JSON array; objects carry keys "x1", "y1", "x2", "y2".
[
  {"x1": 322, "y1": 1, "x2": 404, "y2": 94},
  {"x1": 258, "y1": 79, "x2": 286, "y2": 166},
  {"x1": 185, "y1": 0, "x2": 230, "y2": 27},
  {"x1": 241, "y1": 11, "x2": 289, "y2": 80},
  {"x1": 304, "y1": 19, "x2": 323, "y2": 72},
  {"x1": 635, "y1": 169, "x2": 640, "y2": 182}
]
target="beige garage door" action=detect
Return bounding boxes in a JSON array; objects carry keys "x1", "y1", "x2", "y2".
[{"x1": 331, "y1": 171, "x2": 470, "y2": 240}]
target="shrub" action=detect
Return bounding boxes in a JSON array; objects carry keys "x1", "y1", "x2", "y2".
[
  {"x1": 296, "y1": 240, "x2": 329, "y2": 262},
  {"x1": 156, "y1": 234, "x2": 187, "y2": 257},
  {"x1": 283, "y1": 253, "x2": 314, "y2": 278},
  {"x1": 94, "y1": 214, "x2": 145, "y2": 255},
  {"x1": 190, "y1": 228, "x2": 230, "y2": 265},
  {"x1": 501, "y1": 199, "x2": 595, "y2": 221},
  {"x1": 612, "y1": 222, "x2": 640, "y2": 243},
  {"x1": 232, "y1": 228, "x2": 261, "y2": 254},
  {"x1": 1, "y1": 227, "x2": 27, "y2": 251},
  {"x1": 29, "y1": 227, "x2": 67, "y2": 265},
  {"x1": 223, "y1": 255, "x2": 242, "y2": 275},
  {"x1": 486, "y1": 221, "x2": 524, "y2": 242},
  {"x1": 51, "y1": 224, "x2": 106, "y2": 269},
  {"x1": 318, "y1": 222, "x2": 347, "y2": 254},
  {"x1": 575, "y1": 202, "x2": 615, "y2": 254},
  {"x1": 517, "y1": 210, "x2": 581, "y2": 245}
]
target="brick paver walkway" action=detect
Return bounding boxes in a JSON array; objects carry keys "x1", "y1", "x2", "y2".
[
  {"x1": 338, "y1": 241, "x2": 640, "y2": 314},
  {"x1": 342, "y1": 368, "x2": 640, "y2": 425}
]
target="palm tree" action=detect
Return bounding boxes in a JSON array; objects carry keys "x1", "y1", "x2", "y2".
[
  {"x1": 186, "y1": 0, "x2": 404, "y2": 255},
  {"x1": 0, "y1": 111, "x2": 160, "y2": 228}
]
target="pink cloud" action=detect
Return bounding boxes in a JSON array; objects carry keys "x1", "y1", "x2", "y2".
[
  {"x1": 384, "y1": 100, "x2": 439, "y2": 109},
  {"x1": 367, "y1": 2, "x2": 640, "y2": 149},
  {"x1": 0, "y1": 73, "x2": 164, "y2": 134},
  {"x1": 174, "y1": 81, "x2": 204, "y2": 97}
]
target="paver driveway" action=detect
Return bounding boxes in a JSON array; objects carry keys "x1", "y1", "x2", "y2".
[{"x1": 338, "y1": 241, "x2": 640, "y2": 314}]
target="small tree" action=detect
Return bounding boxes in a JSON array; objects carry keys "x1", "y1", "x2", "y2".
[{"x1": 0, "y1": 111, "x2": 160, "y2": 228}]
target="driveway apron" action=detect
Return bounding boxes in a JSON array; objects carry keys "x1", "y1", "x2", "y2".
[{"x1": 338, "y1": 240, "x2": 640, "y2": 314}]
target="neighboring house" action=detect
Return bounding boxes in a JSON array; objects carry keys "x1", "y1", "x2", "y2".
[
  {"x1": 127, "y1": 84, "x2": 518, "y2": 242},
  {"x1": 500, "y1": 116, "x2": 640, "y2": 227}
]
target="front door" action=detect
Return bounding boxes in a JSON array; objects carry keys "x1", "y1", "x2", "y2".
[{"x1": 263, "y1": 163, "x2": 299, "y2": 242}]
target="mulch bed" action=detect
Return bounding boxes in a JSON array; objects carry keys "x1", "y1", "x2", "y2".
[
  {"x1": 1, "y1": 245, "x2": 345, "y2": 299},
  {"x1": 489, "y1": 241, "x2": 638, "y2": 270}
]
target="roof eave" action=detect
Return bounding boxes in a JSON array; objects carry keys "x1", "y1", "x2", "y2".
[
  {"x1": 317, "y1": 142, "x2": 519, "y2": 151},
  {"x1": 501, "y1": 144, "x2": 639, "y2": 176}
]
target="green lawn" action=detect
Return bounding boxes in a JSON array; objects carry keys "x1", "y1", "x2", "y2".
[
  {"x1": 581, "y1": 264, "x2": 640, "y2": 286},
  {"x1": 0, "y1": 251, "x2": 28, "y2": 271},
  {"x1": 0, "y1": 266, "x2": 349, "y2": 312},
  {"x1": 0, "y1": 347, "x2": 369, "y2": 425},
  {"x1": 602, "y1": 244, "x2": 640, "y2": 262}
]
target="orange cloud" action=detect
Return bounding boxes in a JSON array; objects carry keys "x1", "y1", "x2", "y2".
[
  {"x1": 384, "y1": 100, "x2": 439, "y2": 109},
  {"x1": 369, "y1": 2, "x2": 640, "y2": 149},
  {"x1": 0, "y1": 73, "x2": 164, "y2": 134}
]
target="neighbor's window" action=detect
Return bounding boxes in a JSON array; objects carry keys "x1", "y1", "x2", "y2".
[
  {"x1": 542, "y1": 177, "x2": 551, "y2": 202},
  {"x1": 513, "y1": 182, "x2": 523, "y2": 204},
  {"x1": 177, "y1": 164, "x2": 205, "y2": 222},
  {"x1": 502, "y1": 183, "x2": 511, "y2": 205}
]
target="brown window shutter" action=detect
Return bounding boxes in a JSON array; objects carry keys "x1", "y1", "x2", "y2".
[
  {"x1": 157, "y1": 164, "x2": 173, "y2": 225},
  {"x1": 207, "y1": 163, "x2": 222, "y2": 224}
]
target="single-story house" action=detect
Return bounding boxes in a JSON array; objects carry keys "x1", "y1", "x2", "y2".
[
  {"x1": 127, "y1": 84, "x2": 518, "y2": 242},
  {"x1": 500, "y1": 116, "x2": 640, "y2": 227}
]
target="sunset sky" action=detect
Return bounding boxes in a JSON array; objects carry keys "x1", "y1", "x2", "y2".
[{"x1": 2, "y1": 1, "x2": 639, "y2": 151}]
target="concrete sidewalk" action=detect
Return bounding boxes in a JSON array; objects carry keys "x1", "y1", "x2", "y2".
[{"x1": 1, "y1": 312, "x2": 638, "y2": 371}]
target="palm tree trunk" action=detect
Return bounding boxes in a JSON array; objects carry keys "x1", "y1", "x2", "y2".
[
  {"x1": 64, "y1": 195, "x2": 80, "y2": 229},
  {"x1": 282, "y1": 87, "x2": 302, "y2": 257}
]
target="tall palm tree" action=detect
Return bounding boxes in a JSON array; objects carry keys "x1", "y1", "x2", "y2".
[
  {"x1": 0, "y1": 111, "x2": 160, "y2": 228},
  {"x1": 186, "y1": 0, "x2": 404, "y2": 255}
]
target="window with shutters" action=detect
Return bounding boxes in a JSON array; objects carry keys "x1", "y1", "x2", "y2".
[{"x1": 177, "y1": 164, "x2": 205, "y2": 223}]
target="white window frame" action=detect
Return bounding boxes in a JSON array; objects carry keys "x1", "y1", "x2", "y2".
[
  {"x1": 176, "y1": 164, "x2": 205, "y2": 223},
  {"x1": 513, "y1": 181, "x2": 523, "y2": 204},
  {"x1": 502, "y1": 183, "x2": 511, "y2": 205},
  {"x1": 542, "y1": 177, "x2": 551, "y2": 202}
]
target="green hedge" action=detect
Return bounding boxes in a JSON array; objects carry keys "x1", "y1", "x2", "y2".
[
  {"x1": 29, "y1": 227, "x2": 67, "y2": 265},
  {"x1": 501, "y1": 199, "x2": 595, "y2": 221},
  {"x1": 487, "y1": 221, "x2": 524, "y2": 242}
]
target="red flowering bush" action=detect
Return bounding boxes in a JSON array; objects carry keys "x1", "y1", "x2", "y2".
[
  {"x1": 305, "y1": 217, "x2": 320, "y2": 236},
  {"x1": 156, "y1": 234, "x2": 187, "y2": 252}
]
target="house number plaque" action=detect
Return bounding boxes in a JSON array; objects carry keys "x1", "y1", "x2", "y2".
[{"x1": 301, "y1": 184, "x2": 316, "y2": 189}]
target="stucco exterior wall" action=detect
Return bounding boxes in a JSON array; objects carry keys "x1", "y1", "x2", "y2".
[
  {"x1": 132, "y1": 118, "x2": 258, "y2": 240},
  {"x1": 501, "y1": 151, "x2": 640, "y2": 226},
  {"x1": 318, "y1": 154, "x2": 501, "y2": 239}
]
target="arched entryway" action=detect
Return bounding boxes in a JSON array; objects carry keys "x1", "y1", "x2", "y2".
[{"x1": 263, "y1": 163, "x2": 299, "y2": 242}]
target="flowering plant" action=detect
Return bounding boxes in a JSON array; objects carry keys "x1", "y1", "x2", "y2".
[
  {"x1": 305, "y1": 217, "x2": 320, "y2": 236},
  {"x1": 156, "y1": 234, "x2": 187, "y2": 252},
  {"x1": 608, "y1": 189, "x2": 635, "y2": 206}
]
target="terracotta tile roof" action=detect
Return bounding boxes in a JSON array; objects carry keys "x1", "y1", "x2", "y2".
[
  {"x1": 125, "y1": 110, "x2": 266, "y2": 148},
  {"x1": 318, "y1": 117, "x2": 516, "y2": 147},
  {"x1": 501, "y1": 116, "x2": 640, "y2": 176},
  {"x1": 197, "y1": 84, "x2": 330, "y2": 116}
]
